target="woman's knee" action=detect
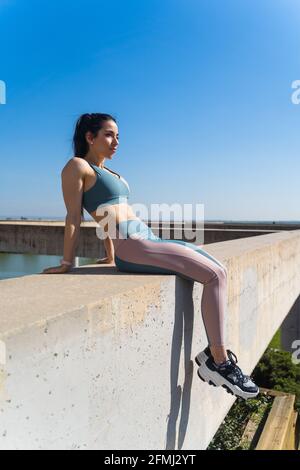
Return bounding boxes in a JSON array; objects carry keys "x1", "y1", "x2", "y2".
[
  {"x1": 214, "y1": 265, "x2": 228, "y2": 283},
  {"x1": 205, "y1": 265, "x2": 227, "y2": 285}
]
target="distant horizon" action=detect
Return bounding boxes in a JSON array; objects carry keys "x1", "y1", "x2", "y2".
[{"x1": 1, "y1": 215, "x2": 300, "y2": 224}]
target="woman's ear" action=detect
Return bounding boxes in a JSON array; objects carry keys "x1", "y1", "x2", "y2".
[{"x1": 85, "y1": 131, "x2": 94, "y2": 145}]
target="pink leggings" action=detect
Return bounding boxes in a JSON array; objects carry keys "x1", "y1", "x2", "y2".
[{"x1": 112, "y1": 219, "x2": 227, "y2": 347}]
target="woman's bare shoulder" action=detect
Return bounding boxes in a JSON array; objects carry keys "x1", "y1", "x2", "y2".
[{"x1": 62, "y1": 157, "x2": 89, "y2": 176}]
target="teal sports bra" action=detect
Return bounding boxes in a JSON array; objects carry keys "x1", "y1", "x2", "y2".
[{"x1": 82, "y1": 162, "x2": 130, "y2": 213}]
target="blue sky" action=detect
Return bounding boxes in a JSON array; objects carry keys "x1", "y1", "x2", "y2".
[{"x1": 0, "y1": 0, "x2": 300, "y2": 221}]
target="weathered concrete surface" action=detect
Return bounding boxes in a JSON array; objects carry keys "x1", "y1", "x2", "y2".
[
  {"x1": 281, "y1": 294, "x2": 300, "y2": 353},
  {"x1": 1, "y1": 230, "x2": 300, "y2": 450},
  {"x1": 0, "y1": 220, "x2": 106, "y2": 258}
]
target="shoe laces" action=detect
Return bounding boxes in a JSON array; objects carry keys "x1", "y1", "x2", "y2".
[{"x1": 226, "y1": 350, "x2": 250, "y2": 383}]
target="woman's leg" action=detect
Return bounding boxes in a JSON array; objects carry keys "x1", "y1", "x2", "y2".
[
  {"x1": 158, "y1": 239, "x2": 229, "y2": 364},
  {"x1": 113, "y1": 220, "x2": 259, "y2": 399},
  {"x1": 114, "y1": 220, "x2": 228, "y2": 360}
]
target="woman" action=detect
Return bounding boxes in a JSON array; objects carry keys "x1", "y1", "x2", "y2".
[{"x1": 42, "y1": 112, "x2": 259, "y2": 400}]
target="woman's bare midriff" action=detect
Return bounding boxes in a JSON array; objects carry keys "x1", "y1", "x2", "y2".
[{"x1": 88, "y1": 203, "x2": 139, "y2": 227}]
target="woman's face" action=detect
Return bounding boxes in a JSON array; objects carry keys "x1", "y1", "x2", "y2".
[{"x1": 86, "y1": 120, "x2": 119, "y2": 158}]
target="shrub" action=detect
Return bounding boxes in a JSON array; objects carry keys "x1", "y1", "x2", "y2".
[{"x1": 252, "y1": 347, "x2": 300, "y2": 412}]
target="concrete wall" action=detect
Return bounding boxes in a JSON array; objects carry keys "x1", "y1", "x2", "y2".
[
  {"x1": 1, "y1": 230, "x2": 300, "y2": 449},
  {"x1": 0, "y1": 220, "x2": 290, "y2": 257},
  {"x1": 281, "y1": 295, "x2": 300, "y2": 353}
]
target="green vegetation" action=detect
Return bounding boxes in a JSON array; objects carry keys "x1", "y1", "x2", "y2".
[
  {"x1": 252, "y1": 347, "x2": 300, "y2": 413},
  {"x1": 268, "y1": 329, "x2": 281, "y2": 350},
  {"x1": 208, "y1": 394, "x2": 273, "y2": 450},
  {"x1": 207, "y1": 329, "x2": 300, "y2": 449}
]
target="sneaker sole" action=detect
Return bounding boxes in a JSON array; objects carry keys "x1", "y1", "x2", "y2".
[
  {"x1": 195, "y1": 352, "x2": 260, "y2": 400},
  {"x1": 195, "y1": 351, "x2": 208, "y2": 367}
]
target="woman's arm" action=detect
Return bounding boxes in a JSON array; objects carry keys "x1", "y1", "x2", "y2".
[
  {"x1": 42, "y1": 158, "x2": 84, "y2": 274},
  {"x1": 96, "y1": 235, "x2": 115, "y2": 264},
  {"x1": 104, "y1": 235, "x2": 115, "y2": 261},
  {"x1": 61, "y1": 159, "x2": 85, "y2": 264}
]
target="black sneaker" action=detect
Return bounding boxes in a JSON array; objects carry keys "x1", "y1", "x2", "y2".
[{"x1": 195, "y1": 346, "x2": 259, "y2": 400}]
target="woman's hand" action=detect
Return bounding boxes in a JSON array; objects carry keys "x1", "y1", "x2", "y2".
[
  {"x1": 95, "y1": 256, "x2": 115, "y2": 264},
  {"x1": 41, "y1": 264, "x2": 72, "y2": 274}
]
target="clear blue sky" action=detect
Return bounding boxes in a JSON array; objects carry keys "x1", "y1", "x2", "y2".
[{"x1": 0, "y1": 0, "x2": 300, "y2": 221}]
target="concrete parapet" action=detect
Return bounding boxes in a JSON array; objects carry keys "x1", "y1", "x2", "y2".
[
  {"x1": 1, "y1": 230, "x2": 300, "y2": 449},
  {"x1": 0, "y1": 220, "x2": 288, "y2": 257}
]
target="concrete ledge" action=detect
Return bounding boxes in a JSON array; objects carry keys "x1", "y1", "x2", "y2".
[{"x1": 1, "y1": 230, "x2": 300, "y2": 449}]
